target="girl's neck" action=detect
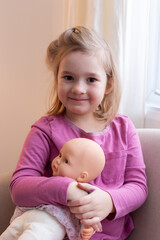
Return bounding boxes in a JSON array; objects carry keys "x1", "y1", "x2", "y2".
[{"x1": 65, "y1": 112, "x2": 107, "y2": 133}]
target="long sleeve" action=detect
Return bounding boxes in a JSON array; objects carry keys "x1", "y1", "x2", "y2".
[
  {"x1": 106, "y1": 119, "x2": 148, "y2": 219},
  {"x1": 10, "y1": 117, "x2": 73, "y2": 207}
]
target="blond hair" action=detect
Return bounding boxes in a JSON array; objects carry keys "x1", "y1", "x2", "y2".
[{"x1": 46, "y1": 26, "x2": 121, "y2": 125}]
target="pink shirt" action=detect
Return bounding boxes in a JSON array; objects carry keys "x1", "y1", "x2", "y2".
[{"x1": 10, "y1": 114, "x2": 147, "y2": 240}]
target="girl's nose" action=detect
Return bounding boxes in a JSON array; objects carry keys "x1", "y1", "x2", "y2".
[{"x1": 71, "y1": 80, "x2": 86, "y2": 94}]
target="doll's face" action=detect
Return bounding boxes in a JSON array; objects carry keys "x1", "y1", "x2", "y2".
[
  {"x1": 51, "y1": 138, "x2": 105, "y2": 182},
  {"x1": 52, "y1": 142, "x2": 84, "y2": 180}
]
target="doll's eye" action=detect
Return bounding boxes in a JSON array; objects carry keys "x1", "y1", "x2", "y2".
[{"x1": 64, "y1": 159, "x2": 69, "y2": 164}]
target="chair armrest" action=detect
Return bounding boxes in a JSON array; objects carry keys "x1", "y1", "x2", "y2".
[
  {"x1": 127, "y1": 129, "x2": 160, "y2": 239},
  {"x1": 0, "y1": 172, "x2": 15, "y2": 234}
]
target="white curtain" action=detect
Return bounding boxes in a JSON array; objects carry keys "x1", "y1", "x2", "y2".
[
  {"x1": 93, "y1": 0, "x2": 149, "y2": 128},
  {"x1": 119, "y1": 0, "x2": 149, "y2": 128},
  {"x1": 53, "y1": 0, "x2": 150, "y2": 128}
]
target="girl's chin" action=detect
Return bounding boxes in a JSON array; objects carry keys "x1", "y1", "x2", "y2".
[{"x1": 66, "y1": 108, "x2": 89, "y2": 116}]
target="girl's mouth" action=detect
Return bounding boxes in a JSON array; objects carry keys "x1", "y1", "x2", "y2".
[{"x1": 69, "y1": 97, "x2": 88, "y2": 101}]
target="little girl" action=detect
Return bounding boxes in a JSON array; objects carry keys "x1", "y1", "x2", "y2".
[{"x1": 9, "y1": 26, "x2": 147, "y2": 240}]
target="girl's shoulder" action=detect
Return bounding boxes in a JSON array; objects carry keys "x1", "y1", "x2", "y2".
[
  {"x1": 110, "y1": 113, "x2": 136, "y2": 133},
  {"x1": 106, "y1": 114, "x2": 138, "y2": 147},
  {"x1": 33, "y1": 115, "x2": 56, "y2": 125},
  {"x1": 31, "y1": 115, "x2": 66, "y2": 135},
  {"x1": 31, "y1": 115, "x2": 79, "y2": 147},
  {"x1": 112, "y1": 113, "x2": 134, "y2": 125},
  {"x1": 114, "y1": 113, "x2": 130, "y2": 121},
  {"x1": 32, "y1": 115, "x2": 65, "y2": 127}
]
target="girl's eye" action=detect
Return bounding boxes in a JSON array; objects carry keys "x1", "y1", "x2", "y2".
[
  {"x1": 64, "y1": 76, "x2": 73, "y2": 81},
  {"x1": 87, "y1": 78, "x2": 97, "y2": 83},
  {"x1": 59, "y1": 153, "x2": 62, "y2": 158},
  {"x1": 64, "y1": 159, "x2": 69, "y2": 164}
]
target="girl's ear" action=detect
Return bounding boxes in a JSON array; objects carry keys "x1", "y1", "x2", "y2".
[
  {"x1": 105, "y1": 77, "x2": 113, "y2": 95},
  {"x1": 76, "y1": 171, "x2": 89, "y2": 183}
]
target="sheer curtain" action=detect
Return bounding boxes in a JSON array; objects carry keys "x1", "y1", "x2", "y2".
[
  {"x1": 53, "y1": 0, "x2": 152, "y2": 128},
  {"x1": 119, "y1": 0, "x2": 149, "y2": 127}
]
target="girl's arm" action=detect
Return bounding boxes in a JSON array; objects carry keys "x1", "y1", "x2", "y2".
[
  {"x1": 106, "y1": 122, "x2": 148, "y2": 219},
  {"x1": 10, "y1": 124, "x2": 73, "y2": 207}
]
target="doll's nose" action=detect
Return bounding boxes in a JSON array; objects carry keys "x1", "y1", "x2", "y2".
[{"x1": 56, "y1": 157, "x2": 61, "y2": 165}]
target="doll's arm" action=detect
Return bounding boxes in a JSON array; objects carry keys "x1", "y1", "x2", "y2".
[
  {"x1": 81, "y1": 221, "x2": 102, "y2": 240},
  {"x1": 67, "y1": 181, "x2": 88, "y2": 201},
  {"x1": 81, "y1": 225, "x2": 94, "y2": 240}
]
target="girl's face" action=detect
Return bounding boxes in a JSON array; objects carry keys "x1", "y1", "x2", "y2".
[{"x1": 57, "y1": 51, "x2": 109, "y2": 120}]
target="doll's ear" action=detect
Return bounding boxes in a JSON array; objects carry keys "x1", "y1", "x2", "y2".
[{"x1": 76, "y1": 171, "x2": 89, "y2": 183}]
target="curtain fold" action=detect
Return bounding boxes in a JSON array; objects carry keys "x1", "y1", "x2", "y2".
[
  {"x1": 119, "y1": 0, "x2": 149, "y2": 128},
  {"x1": 63, "y1": 0, "x2": 96, "y2": 29}
]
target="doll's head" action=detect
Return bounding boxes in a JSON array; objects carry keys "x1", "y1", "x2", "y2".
[
  {"x1": 51, "y1": 138, "x2": 105, "y2": 183},
  {"x1": 46, "y1": 26, "x2": 121, "y2": 124}
]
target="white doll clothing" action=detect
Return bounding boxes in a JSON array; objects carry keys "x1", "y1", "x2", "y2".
[
  {"x1": 0, "y1": 205, "x2": 82, "y2": 240},
  {"x1": 0, "y1": 209, "x2": 66, "y2": 240}
]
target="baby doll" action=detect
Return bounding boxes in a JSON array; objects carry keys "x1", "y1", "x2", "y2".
[{"x1": 0, "y1": 138, "x2": 105, "y2": 240}]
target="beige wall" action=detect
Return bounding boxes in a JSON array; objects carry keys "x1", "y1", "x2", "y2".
[{"x1": 0, "y1": 0, "x2": 66, "y2": 173}]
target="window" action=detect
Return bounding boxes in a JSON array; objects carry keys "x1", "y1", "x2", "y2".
[{"x1": 146, "y1": 0, "x2": 160, "y2": 109}]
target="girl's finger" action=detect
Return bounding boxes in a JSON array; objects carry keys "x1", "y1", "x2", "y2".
[
  {"x1": 93, "y1": 223, "x2": 102, "y2": 232},
  {"x1": 77, "y1": 183, "x2": 95, "y2": 193},
  {"x1": 75, "y1": 210, "x2": 96, "y2": 220},
  {"x1": 67, "y1": 194, "x2": 91, "y2": 207},
  {"x1": 81, "y1": 217, "x2": 100, "y2": 226},
  {"x1": 69, "y1": 202, "x2": 92, "y2": 214}
]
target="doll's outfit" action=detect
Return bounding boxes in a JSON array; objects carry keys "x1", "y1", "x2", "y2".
[
  {"x1": 1, "y1": 205, "x2": 81, "y2": 240},
  {"x1": 2, "y1": 114, "x2": 147, "y2": 240}
]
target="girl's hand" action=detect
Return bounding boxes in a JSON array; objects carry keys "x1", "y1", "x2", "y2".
[{"x1": 67, "y1": 183, "x2": 116, "y2": 226}]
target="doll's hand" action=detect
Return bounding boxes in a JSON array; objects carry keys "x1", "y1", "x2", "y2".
[{"x1": 68, "y1": 183, "x2": 115, "y2": 226}]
